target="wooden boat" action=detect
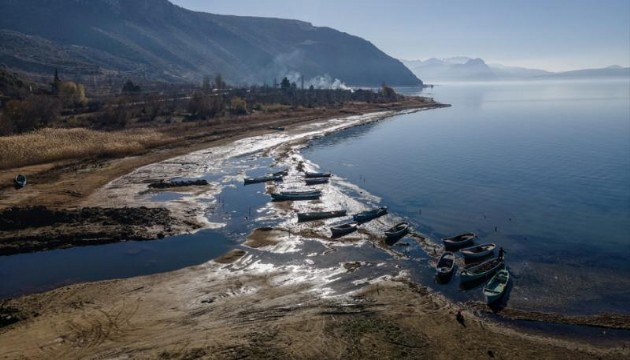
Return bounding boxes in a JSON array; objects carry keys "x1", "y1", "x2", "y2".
[
  {"x1": 272, "y1": 169, "x2": 289, "y2": 177},
  {"x1": 297, "y1": 210, "x2": 347, "y2": 222},
  {"x1": 442, "y1": 232, "x2": 476, "y2": 249},
  {"x1": 460, "y1": 243, "x2": 496, "y2": 260},
  {"x1": 436, "y1": 252, "x2": 455, "y2": 279},
  {"x1": 330, "y1": 222, "x2": 358, "y2": 237},
  {"x1": 270, "y1": 190, "x2": 321, "y2": 201},
  {"x1": 305, "y1": 177, "x2": 329, "y2": 185},
  {"x1": 483, "y1": 269, "x2": 510, "y2": 304},
  {"x1": 460, "y1": 256, "x2": 504, "y2": 283},
  {"x1": 244, "y1": 175, "x2": 283, "y2": 185},
  {"x1": 352, "y1": 207, "x2": 388, "y2": 223},
  {"x1": 14, "y1": 174, "x2": 27, "y2": 188},
  {"x1": 305, "y1": 172, "x2": 331, "y2": 178},
  {"x1": 384, "y1": 222, "x2": 409, "y2": 239}
]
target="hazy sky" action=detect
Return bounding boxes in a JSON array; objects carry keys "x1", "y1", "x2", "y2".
[{"x1": 170, "y1": 0, "x2": 630, "y2": 72}]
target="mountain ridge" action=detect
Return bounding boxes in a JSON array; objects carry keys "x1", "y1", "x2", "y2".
[
  {"x1": 0, "y1": 0, "x2": 421, "y2": 86},
  {"x1": 402, "y1": 57, "x2": 629, "y2": 82}
]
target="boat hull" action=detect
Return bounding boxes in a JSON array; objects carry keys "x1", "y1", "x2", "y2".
[
  {"x1": 244, "y1": 175, "x2": 283, "y2": 185},
  {"x1": 270, "y1": 191, "x2": 321, "y2": 201},
  {"x1": 442, "y1": 233, "x2": 476, "y2": 249},
  {"x1": 330, "y1": 223, "x2": 358, "y2": 237},
  {"x1": 436, "y1": 252, "x2": 455, "y2": 279},
  {"x1": 483, "y1": 269, "x2": 510, "y2": 304},
  {"x1": 298, "y1": 210, "x2": 347, "y2": 222},
  {"x1": 385, "y1": 222, "x2": 409, "y2": 239},
  {"x1": 305, "y1": 177, "x2": 329, "y2": 185},
  {"x1": 460, "y1": 243, "x2": 496, "y2": 260},
  {"x1": 305, "y1": 172, "x2": 331, "y2": 178},
  {"x1": 460, "y1": 257, "x2": 504, "y2": 283},
  {"x1": 353, "y1": 207, "x2": 388, "y2": 223}
]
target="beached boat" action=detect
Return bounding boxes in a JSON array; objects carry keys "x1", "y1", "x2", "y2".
[
  {"x1": 460, "y1": 243, "x2": 496, "y2": 260},
  {"x1": 483, "y1": 269, "x2": 510, "y2": 304},
  {"x1": 442, "y1": 232, "x2": 476, "y2": 249},
  {"x1": 272, "y1": 169, "x2": 289, "y2": 177},
  {"x1": 305, "y1": 177, "x2": 329, "y2": 185},
  {"x1": 244, "y1": 175, "x2": 283, "y2": 185},
  {"x1": 304, "y1": 172, "x2": 331, "y2": 178},
  {"x1": 384, "y1": 222, "x2": 409, "y2": 239},
  {"x1": 270, "y1": 190, "x2": 321, "y2": 201},
  {"x1": 330, "y1": 222, "x2": 358, "y2": 237},
  {"x1": 352, "y1": 207, "x2": 388, "y2": 223},
  {"x1": 436, "y1": 252, "x2": 455, "y2": 279},
  {"x1": 297, "y1": 210, "x2": 347, "y2": 222},
  {"x1": 460, "y1": 256, "x2": 504, "y2": 283},
  {"x1": 14, "y1": 174, "x2": 27, "y2": 188}
]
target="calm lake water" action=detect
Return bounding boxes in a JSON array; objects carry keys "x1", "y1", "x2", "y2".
[{"x1": 302, "y1": 79, "x2": 630, "y2": 315}]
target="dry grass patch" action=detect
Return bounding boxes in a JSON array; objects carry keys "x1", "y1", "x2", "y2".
[{"x1": 0, "y1": 127, "x2": 174, "y2": 169}]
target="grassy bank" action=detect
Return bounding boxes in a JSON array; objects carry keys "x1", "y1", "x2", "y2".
[{"x1": 0, "y1": 127, "x2": 173, "y2": 170}]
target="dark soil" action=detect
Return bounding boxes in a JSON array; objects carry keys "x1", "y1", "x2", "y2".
[{"x1": 0, "y1": 206, "x2": 194, "y2": 255}]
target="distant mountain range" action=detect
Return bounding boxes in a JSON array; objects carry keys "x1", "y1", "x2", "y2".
[
  {"x1": 402, "y1": 57, "x2": 629, "y2": 82},
  {"x1": 0, "y1": 0, "x2": 421, "y2": 87}
]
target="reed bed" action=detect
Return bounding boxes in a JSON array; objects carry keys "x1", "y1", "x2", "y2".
[{"x1": 0, "y1": 128, "x2": 174, "y2": 169}]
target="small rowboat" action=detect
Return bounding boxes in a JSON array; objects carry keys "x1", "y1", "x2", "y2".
[
  {"x1": 270, "y1": 190, "x2": 321, "y2": 201},
  {"x1": 352, "y1": 207, "x2": 388, "y2": 223},
  {"x1": 385, "y1": 222, "x2": 409, "y2": 239},
  {"x1": 244, "y1": 175, "x2": 283, "y2": 185},
  {"x1": 483, "y1": 269, "x2": 510, "y2": 304},
  {"x1": 442, "y1": 232, "x2": 476, "y2": 249},
  {"x1": 305, "y1": 172, "x2": 331, "y2": 178},
  {"x1": 436, "y1": 252, "x2": 455, "y2": 279},
  {"x1": 297, "y1": 210, "x2": 347, "y2": 222},
  {"x1": 14, "y1": 174, "x2": 27, "y2": 188},
  {"x1": 460, "y1": 243, "x2": 496, "y2": 260},
  {"x1": 330, "y1": 222, "x2": 358, "y2": 237},
  {"x1": 305, "y1": 177, "x2": 329, "y2": 185},
  {"x1": 460, "y1": 256, "x2": 504, "y2": 283}
]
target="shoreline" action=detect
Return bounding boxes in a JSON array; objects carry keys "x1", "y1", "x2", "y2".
[{"x1": 1, "y1": 103, "x2": 629, "y2": 358}]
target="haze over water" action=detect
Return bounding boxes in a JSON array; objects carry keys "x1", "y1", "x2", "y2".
[{"x1": 303, "y1": 79, "x2": 630, "y2": 315}]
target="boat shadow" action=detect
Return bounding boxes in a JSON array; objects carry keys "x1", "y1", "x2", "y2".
[{"x1": 330, "y1": 229, "x2": 357, "y2": 240}]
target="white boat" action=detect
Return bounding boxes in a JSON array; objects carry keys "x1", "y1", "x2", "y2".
[{"x1": 460, "y1": 243, "x2": 496, "y2": 260}]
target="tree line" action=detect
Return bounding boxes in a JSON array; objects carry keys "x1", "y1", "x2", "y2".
[{"x1": 0, "y1": 71, "x2": 406, "y2": 136}]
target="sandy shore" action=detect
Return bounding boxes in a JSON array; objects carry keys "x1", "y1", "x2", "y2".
[{"x1": 1, "y1": 104, "x2": 629, "y2": 359}]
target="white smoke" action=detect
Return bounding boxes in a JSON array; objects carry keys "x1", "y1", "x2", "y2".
[{"x1": 284, "y1": 71, "x2": 351, "y2": 90}]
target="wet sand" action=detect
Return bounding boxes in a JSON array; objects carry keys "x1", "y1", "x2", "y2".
[{"x1": 1, "y1": 104, "x2": 629, "y2": 359}]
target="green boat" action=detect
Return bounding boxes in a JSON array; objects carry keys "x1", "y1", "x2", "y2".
[{"x1": 482, "y1": 269, "x2": 510, "y2": 304}]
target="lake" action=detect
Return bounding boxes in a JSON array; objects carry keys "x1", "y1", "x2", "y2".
[
  {"x1": 2, "y1": 79, "x2": 628, "y2": 317},
  {"x1": 302, "y1": 79, "x2": 630, "y2": 315}
]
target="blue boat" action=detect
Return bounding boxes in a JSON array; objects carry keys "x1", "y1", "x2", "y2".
[
  {"x1": 352, "y1": 207, "x2": 388, "y2": 223},
  {"x1": 270, "y1": 190, "x2": 321, "y2": 201},
  {"x1": 244, "y1": 175, "x2": 283, "y2": 185},
  {"x1": 305, "y1": 177, "x2": 329, "y2": 185}
]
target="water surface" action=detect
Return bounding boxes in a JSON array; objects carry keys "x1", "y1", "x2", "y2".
[{"x1": 303, "y1": 79, "x2": 630, "y2": 315}]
